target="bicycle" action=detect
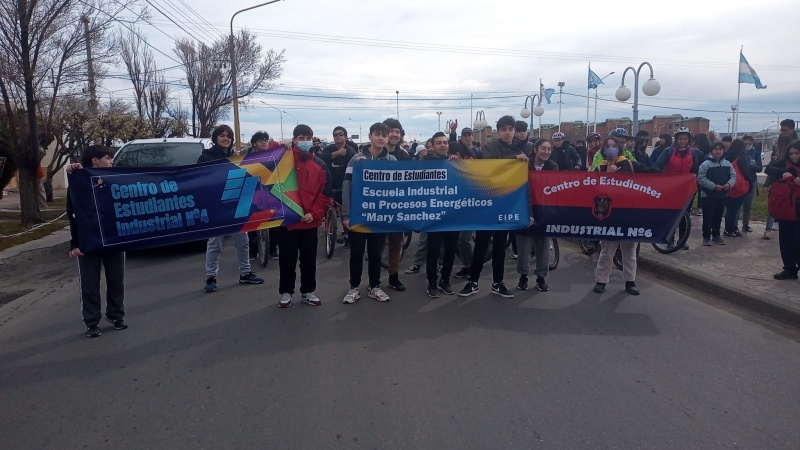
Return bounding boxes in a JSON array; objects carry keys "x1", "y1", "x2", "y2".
[
  {"x1": 322, "y1": 194, "x2": 347, "y2": 259},
  {"x1": 578, "y1": 239, "x2": 601, "y2": 256},
  {"x1": 255, "y1": 228, "x2": 270, "y2": 267},
  {"x1": 651, "y1": 210, "x2": 692, "y2": 254}
]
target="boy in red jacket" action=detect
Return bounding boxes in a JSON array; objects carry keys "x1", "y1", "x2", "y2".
[{"x1": 275, "y1": 125, "x2": 333, "y2": 308}]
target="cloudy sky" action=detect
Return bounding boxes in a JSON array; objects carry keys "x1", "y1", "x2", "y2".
[{"x1": 107, "y1": 0, "x2": 799, "y2": 143}]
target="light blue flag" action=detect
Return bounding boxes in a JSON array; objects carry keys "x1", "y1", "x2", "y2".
[
  {"x1": 588, "y1": 67, "x2": 603, "y2": 89},
  {"x1": 544, "y1": 88, "x2": 555, "y2": 104},
  {"x1": 738, "y1": 52, "x2": 767, "y2": 89}
]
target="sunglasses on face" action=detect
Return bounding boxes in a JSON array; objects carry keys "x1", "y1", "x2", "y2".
[{"x1": 333, "y1": 132, "x2": 345, "y2": 137}]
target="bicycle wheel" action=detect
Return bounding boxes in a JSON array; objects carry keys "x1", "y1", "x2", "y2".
[
  {"x1": 325, "y1": 208, "x2": 337, "y2": 259},
  {"x1": 402, "y1": 231, "x2": 413, "y2": 250},
  {"x1": 614, "y1": 242, "x2": 641, "y2": 270},
  {"x1": 548, "y1": 238, "x2": 560, "y2": 271},
  {"x1": 652, "y1": 212, "x2": 692, "y2": 254},
  {"x1": 257, "y1": 229, "x2": 269, "y2": 267},
  {"x1": 578, "y1": 239, "x2": 597, "y2": 256}
]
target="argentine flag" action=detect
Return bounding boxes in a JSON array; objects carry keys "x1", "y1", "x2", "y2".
[
  {"x1": 588, "y1": 67, "x2": 604, "y2": 89},
  {"x1": 738, "y1": 52, "x2": 767, "y2": 89}
]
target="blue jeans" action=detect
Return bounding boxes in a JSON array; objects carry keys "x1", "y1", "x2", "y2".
[
  {"x1": 766, "y1": 215, "x2": 777, "y2": 231},
  {"x1": 725, "y1": 196, "x2": 745, "y2": 233}
]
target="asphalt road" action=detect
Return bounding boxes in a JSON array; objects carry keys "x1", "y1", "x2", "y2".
[{"x1": 1, "y1": 237, "x2": 799, "y2": 449}]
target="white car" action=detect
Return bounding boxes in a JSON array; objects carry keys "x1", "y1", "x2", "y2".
[{"x1": 113, "y1": 137, "x2": 213, "y2": 167}]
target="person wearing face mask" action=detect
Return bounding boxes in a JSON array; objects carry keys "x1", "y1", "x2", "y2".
[
  {"x1": 200, "y1": 125, "x2": 265, "y2": 293},
  {"x1": 592, "y1": 138, "x2": 639, "y2": 295},
  {"x1": 274, "y1": 125, "x2": 333, "y2": 308}
]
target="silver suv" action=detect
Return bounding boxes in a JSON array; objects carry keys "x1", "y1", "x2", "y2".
[{"x1": 113, "y1": 137, "x2": 213, "y2": 167}]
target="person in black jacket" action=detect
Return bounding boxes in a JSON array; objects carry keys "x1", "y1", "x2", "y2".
[
  {"x1": 319, "y1": 126, "x2": 357, "y2": 206},
  {"x1": 199, "y1": 125, "x2": 264, "y2": 292},
  {"x1": 66, "y1": 145, "x2": 127, "y2": 338},
  {"x1": 697, "y1": 142, "x2": 736, "y2": 245},
  {"x1": 550, "y1": 131, "x2": 581, "y2": 171},
  {"x1": 723, "y1": 139, "x2": 755, "y2": 237},
  {"x1": 764, "y1": 141, "x2": 800, "y2": 280},
  {"x1": 515, "y1": 138, "x2": 558, "y2": 292}
]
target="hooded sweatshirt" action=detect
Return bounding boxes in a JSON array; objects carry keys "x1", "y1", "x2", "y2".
[{"x1": 697, "y1": 154, "x2": 736, "y2": 198}]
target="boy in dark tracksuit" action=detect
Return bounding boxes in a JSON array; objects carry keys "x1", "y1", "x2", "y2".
[
  {"x1": 697, "y1": 143, "x2": 736, "y2": 245},
  {"x1": 66, "y1": 146, "x2": 126, "y2": 338}
]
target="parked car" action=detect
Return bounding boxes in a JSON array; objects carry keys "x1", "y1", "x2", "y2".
[{"x1": 112, "y1": 137, "x2": 212, "y2": 167}]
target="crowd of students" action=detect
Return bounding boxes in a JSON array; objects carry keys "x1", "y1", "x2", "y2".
[{"x1": 65, "y1": 117, "x2": 800, "y2": 338}]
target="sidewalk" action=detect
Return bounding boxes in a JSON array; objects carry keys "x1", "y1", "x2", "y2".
[
  {"x1": 631, "y1": 215, "x2": 800, "y2": 326},
  {"x1": 0, "y1": 188, "x2": 71, "y2": 263}
]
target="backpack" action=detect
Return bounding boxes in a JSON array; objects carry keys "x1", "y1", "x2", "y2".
[
  {"x1": 728, "y1": 161, "x2": 750, "y2": 199},
  {"x1": 768, "y1": 174, "x2": 800, "y2": 222}
]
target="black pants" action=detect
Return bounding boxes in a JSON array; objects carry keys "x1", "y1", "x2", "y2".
[
  {"x1": 427, "y1": 231, "x2": 458, "y2": 285},
  {"x1": 274, "y1": 227, "x2": 318, "y2": 294},
  {"x1": 777, "y1": 220, "x2": 800, "y2": 275},
  {"x1": 268, "y1": 227, "x2": 278, "y2": 253},
  {"x1": 469, "y1": 230, "x2": 508, "y2": 284},
  {"x1": 77, "y1": 252, "x2": 125, "y2": 327},
  {"x1": 349, "y1": 230, "x2": 385, "y2": 288},
  {"x1": 701, "y1": 197, "x2": 726, "y2": 239}
]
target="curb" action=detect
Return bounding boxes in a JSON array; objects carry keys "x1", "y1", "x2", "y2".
[{"x1": 636, "y1": 253, "x2": 800, "y2": 328}]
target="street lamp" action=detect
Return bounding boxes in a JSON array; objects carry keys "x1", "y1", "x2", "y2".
[
  {"x1": 396, "y1": 90, "x2": 399, "y2": 120},
  {"x1": 260, "y1": 101, "x2": 283, "y2": 141},
  {"x1": 229, "y1": 0, "x2": 283, "y2": 151},
  {"x1": 727, "y1": 118, "x2": 731, "y2": 135},
  {"x1": 772, "y1": 110, "x2": 780, "y2": 130},
  {"x1": 557, "y1": 82, "x2": 565, "y2": 131},
  {"x1": 520, "y1": 94, "x2": 544, "y2": 138},
  {"x1": 473, "y1": 110, "x2": 488, "y2": 145},
  {"x1": 615, "y1": 62, "x2": 660, "y2": 136},
  {"x1": 436, "y1": 111, "x2": 442, "y2": 131},
  {"x1": 593, "y1": 72, "x2": 614, "y2": 133},
  {"x1": 282, "y1": 110, "x2": 298, "y2": 127},
  {"x1": 347, "y1": 117, "x2": 362, "y2": 143}
]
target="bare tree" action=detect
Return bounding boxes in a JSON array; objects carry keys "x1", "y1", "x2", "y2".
[
  {"x1": 118, "y1": 27, "x2": 154, "y2": 120},
  {"x1": 174, "y1": 30, "x2": 284, "y2": 138},
  {"x1": 0, "y1": 0, "x2": 141, "y2": 224}
]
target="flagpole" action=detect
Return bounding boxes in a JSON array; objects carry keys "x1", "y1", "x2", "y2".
[
  {"x1": 732, "y1": 45, "x2": 745, "y2": 137},
  {"x1": 586, "y1": 63, "x2": 591, "y2": 138}
]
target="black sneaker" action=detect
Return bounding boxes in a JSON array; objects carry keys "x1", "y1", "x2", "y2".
[
  {"x1": 204, "y1": 276, "x2": 217, "y2": 293},
  {"x1": 427, "y1": 284, "x2": 440, "y2": 298},
  {"x1": 269, "y1": 251, "x2": 279, "y2": 260},
  {"x1": 86, "y1": 325, "x2": 102, "y2": 338},
  {"x1": 625, "y1": 281, "x2": 640, "y2": 295},
  {"x1": 723, "y1": 231, "x2": 735, "y2": 238},
  {"x1": 773, "y1": 270, "x2": 799, "y2": 280},
  {"x1": 733, "y1": 231, "x2": 743, "y2": 237},
  {"x1": 104, "y1": 316, "x2": 128, "y2": 330},
  {"x1": 593, "y1": 282, "x2": 606, "y2": 293},
  {"x1": 458, "y1": 281, "x2": 479, "y2": 297},
  {"x1": 437, "y1": 280, "x2": 454, "y2": 295},
  {"x1": 536, "y1": 277, "x2": 549, "y2": 292},
  {"x1": 454, "y1": 267, "x2": 470, "y2": 278},
  {"x1": 743, "y1": 225, "x2": 753, "y2": 233},
  {"x1": 491, "y1": 282, "x2": 514, "y2": 298},
  {"x1": 388, "y1": 273, "x2": 406, "y2": 291},
  {"x1": 517, "y1": 275, "x2": 528, "y2": 291},
  {"x1": 239, "y1": 272, "x2": 264, "y2": 284}
]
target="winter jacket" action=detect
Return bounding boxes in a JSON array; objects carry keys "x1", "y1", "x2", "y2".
[
  {"x1": 286, "y1": 147, "x2": 332, "y2": 231},
  {"x1": 342, "y1": 147, "x2": 397, "y2": 220},
  {"x1": 448, "y1": 139, "x2": 477, "y2": 159},
  {"x1": 528, "y1": 158, "x2": 559, "y2": 172},
  {"x1": 697, "y1": 155, "x2": 736, "y2": 198},
  {"x1": 654, "y1": 146, "x2": 703, "y2": 174},
  {"x1": 595, "y1": 156, "x2": 635, "y2": 173},
  {"x1": 551, "y1": 143, "x2": 581, "y2": 171},
  {"x1": 197, "y1": 144, "x2": 231, "y2": 163},
  {"x1": 649, "y1": 145, "x2": 666, "y2": 166},
  {"x1": 388, "y1": 144, "x2": 411, "y2": 161},
  {"x1": 319, "y1": 143, "x2": 357, "y2": 191},
  {"x1": 631, "y1": 149, "x2": 650, "y2": 168},
  {"x1": 746, "y1": 146, "x2": 763, "y2": 179},
  {"x1": 482, "y1": 138, "x2": 523, "y2": 160}
]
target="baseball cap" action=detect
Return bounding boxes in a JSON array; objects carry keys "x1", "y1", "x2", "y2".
[{"x1": 461, "y1": 127, "x2": 473, "y2": 135}]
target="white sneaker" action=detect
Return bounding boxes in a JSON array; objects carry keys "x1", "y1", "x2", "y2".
[
  {"x1": 342, "y1": 288, "x2": 361, "y2": 304},
  {"x1": 368, "y1": 286, "x2": 391, "y2": 302},
  {"x1": 302, "y1": 292, "x2": 321, "y2": 306},
  {"x1": 278, "y1": 292, "x2": 292, "y2": 308}
]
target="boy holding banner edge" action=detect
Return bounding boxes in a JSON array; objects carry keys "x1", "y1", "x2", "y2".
[{"x1": 342, "y1": 123, "x2": 396, "y2": 304}]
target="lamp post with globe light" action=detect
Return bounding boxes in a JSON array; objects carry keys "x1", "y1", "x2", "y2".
[
  {"x1": 520, "y1": 95, "x2": 545, "y2": 138},
  {"x1": 615, "y1": 62, "x2": 660, "y2": 136}
]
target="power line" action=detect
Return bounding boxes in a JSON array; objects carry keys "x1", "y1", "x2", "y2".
[{"x1": 143, "y1": 0, "x2": 210, "y2": 46}]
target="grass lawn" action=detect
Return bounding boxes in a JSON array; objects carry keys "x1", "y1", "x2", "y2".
[
  {"x1": 750, "y1": 184, "x2": 768, "y2": 222},
  {"x1": 0, "y1": 197, "x2": 69, "y2": 252}
]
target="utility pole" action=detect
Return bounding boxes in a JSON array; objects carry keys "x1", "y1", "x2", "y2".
[
  {"x1": 557, "y1": 82, "x2": 565, "y2": 132},
  {"x1": 82, "y1": 15, "x2": 98, "y2": 116},
  {"x1": 396, "y1": 91, "x2": 399, "y2": 120},
  {"x1": 436, "y1": 111, "x2": 442, "y2": 131}
]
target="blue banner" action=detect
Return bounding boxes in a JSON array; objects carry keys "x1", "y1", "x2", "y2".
[
  {"x1": 68, "y1": 148, "x2": 304, "y2": 253},
  {"x1": 349, "y1": 159, "x2": 530, "y2": 232}
]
